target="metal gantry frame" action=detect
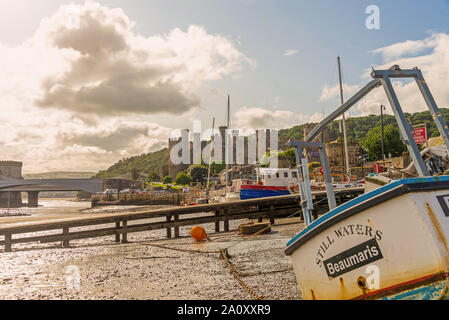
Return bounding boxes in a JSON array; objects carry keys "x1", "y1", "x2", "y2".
[
  {"x1": 305, "y1": 65, "x2": 449, "y2": 177},
  {"x1": 288, "y1": 140, "x2": 336, "y2": 226}
]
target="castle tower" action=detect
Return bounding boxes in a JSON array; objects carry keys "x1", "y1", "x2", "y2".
[
  {"x1": 167, "y1": 130, "x2": 191, "y2": 179},
  {"x1": 0, "y1": 161, "x2": 23, "y2": 208},
  {"x1": 219, "y1": 125, "x2": 227, "y2": 164}
]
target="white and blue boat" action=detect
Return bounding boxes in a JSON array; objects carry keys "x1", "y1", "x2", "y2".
[
  {"x1": 239, "y1": 168, "x2": 299, "y2": 200},
  {"x1": 286, "y1": 176, "x2": 449, "y2": 300},
  {"x1": 285, "y1": 65, "x2": 449, "y2": 300}
]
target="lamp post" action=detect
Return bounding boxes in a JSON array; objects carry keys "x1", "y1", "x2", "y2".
[
  {"x1": 380, "y1": 105, "x2": 386, "y2": 160},
  {"x1": 360, "y1": 145, "x2": 364, "y2": 178},
  {"x1": 359, "y1": 146, "x2": 368, "y2": 179}
]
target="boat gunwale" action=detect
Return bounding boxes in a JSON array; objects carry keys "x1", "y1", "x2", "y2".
[{"x1": 285, "y1": 176, "x2": 449, "y2": 256}]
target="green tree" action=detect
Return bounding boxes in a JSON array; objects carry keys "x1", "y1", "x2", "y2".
[
  {"x1": 278, "y1": 148, "x2": 297, "y2": 167},
  {"x1": 163, "y1": 176, "x2": 173, "y2": 184},
  {"x1": 147, "y1": 170, "x2": 160, "y2": 182},
  {"x1": 130, "y1": 168, "x2": 140, "y2": 180},
  {"x1": 188, "y1": 164, "x2": 208, "y2": 183},
  {"x1": 209, "y1": 162, "x2": 226, "y2": 175},
  {"x1": 175, "y1": 172, "x2": 192, "y2": 185},
  {"x1": 361, "y1": 124, "x2": 407, "y2": 160}
]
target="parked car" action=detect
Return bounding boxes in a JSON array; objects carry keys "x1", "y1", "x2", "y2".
[{"x1": 120, "y1": 188, "x2": 131, "y2": 194}]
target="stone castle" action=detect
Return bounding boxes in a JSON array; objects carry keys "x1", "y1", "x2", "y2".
[{"x1": 164, "y1": 127, "x2": 273, "y2": 180}]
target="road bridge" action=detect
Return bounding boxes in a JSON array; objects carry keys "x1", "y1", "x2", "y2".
[{"x1": 0, "y1": 179, "x2": 104, "y2": 207}]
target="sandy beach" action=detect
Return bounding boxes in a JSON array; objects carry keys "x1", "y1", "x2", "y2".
[{"x1": 0, "y1": 201, "x2": 304, "y2": 300}]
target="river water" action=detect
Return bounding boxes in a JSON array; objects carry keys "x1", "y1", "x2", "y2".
[
  {"x1": 0, "y1": 198, "x2": 174, "y2": 226},
  {"x1": 0, "y1": 198, "x2": 92, "y2": 225}
]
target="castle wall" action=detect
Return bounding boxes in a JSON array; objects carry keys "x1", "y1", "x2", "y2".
[
  {"x1": 0, "y1": 161, "x2": 23, "y2": 179},
  {"x1": 325, "y1": 141, "x2": 360, "y2": 175},
  {"x1": 0, "y1": 161, "x2": 23, "y2": 208},
  {"x1": 167, "y1": 132, "x2": 191, "y2": 179},
  {"x1": 166, "y1": 128, "x2": 276, "y2": 183}
]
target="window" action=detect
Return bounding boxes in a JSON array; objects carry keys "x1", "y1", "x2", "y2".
[
  {"x1": 275, "y1": 173, "x2": 280, "y2": 178},
  {"x1": 292, "y1": 171, "x2": 298, "y2": 178},
  {"x1": 284, "y1": 172, "x2": 289, "y2": 178},
  {"x1": 268, "y1": 175, "x2": 271, "y2": 179}
]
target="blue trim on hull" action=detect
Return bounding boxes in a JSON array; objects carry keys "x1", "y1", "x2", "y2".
[
  {"x1": 286, "y1": 175, "x2": 449, "y2": 249},
  {"x1": 240, "y1": 188, "x2": 290, "y2": 200},
  {"x1": 381, "y1": 280, "x2": 449, "y2": 300}
]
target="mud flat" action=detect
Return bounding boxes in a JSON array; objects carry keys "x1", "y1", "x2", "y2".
[{"x1": 0, "y1": 215, "x2": 303, "y2": 300}]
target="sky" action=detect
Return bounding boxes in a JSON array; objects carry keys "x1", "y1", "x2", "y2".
[{"x1": 0, "y1": 0, "x2": 449, "y2": 173}]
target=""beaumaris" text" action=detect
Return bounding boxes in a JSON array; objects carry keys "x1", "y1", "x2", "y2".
[{"x1": 315, "y1": 224, "x2": 382, "y2": 267}]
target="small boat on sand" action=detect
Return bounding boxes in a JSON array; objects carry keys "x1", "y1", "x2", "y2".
[
  {"x1": 239, "y1": 168, "x2": 299, "y2": 200},
  {"x1": 239, "y1": 168, "x2": 360, "y2": 200},
  {"x1": 286, "y1": 176, "x2": 449, "y2": 300},
  {"x1": 285, "y1": 65, "x2": 449, "y2": 300}
]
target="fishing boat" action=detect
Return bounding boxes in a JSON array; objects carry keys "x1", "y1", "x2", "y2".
[
  {"x1": 286, "y1": 176, "x2": 449, "y2": 299},
  {"x1": 239, "y1": 168, "x2": 299, "y2": 200},
  {"x1": 239, "y1": 167, "x2": 360, "y2": 200},
  {"x1": 285, "y1": 65, "x2": 449, "y2": 299}
]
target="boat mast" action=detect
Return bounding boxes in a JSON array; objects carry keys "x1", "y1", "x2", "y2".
[
  {"x1": 225, "y1": 94, "x2": 230, "y2": 187},
  {"x1": 337, "y1": 56, "x2": 350, "y2": 181},
  {"x1": 206, "y1": 117, "x2": 215, "y2": 195}
]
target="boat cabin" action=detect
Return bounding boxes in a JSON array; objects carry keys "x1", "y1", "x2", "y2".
[{"x1": 256, "y1": 168, "x2": 299, "y2": 187}]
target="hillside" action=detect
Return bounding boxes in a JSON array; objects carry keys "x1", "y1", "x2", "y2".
[
  {"x1": 94, "y1": 108, "x2": 449, "y2": 178},
  {"x1": 278, "y1": 108, "x2": 449, "y2": 149},
  {"x1": 23, "y1": 171, "x2": 96, "y2": 179},
  {"x1": 94, "y1": 148, "x2": 169, "y2": 179}
]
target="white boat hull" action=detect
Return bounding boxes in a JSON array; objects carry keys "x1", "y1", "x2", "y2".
[{"x1": 286, "y1": 176, "x2": 449, "y2": 300}]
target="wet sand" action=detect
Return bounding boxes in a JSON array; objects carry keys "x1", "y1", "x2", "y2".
[{"x1": 0, "y1": 207, "x2": 304, "y2": 300}]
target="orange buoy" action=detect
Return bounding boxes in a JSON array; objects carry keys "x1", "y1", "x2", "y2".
[{"x1": 190, "y1": 225, "x2": 207, "y2": 241}]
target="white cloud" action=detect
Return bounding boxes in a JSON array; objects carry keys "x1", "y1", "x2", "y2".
[
  {"x1": 356, "y1": 32, "x2": 449, "y2": 116},
  {"x1": 319, "y1": 83, "x2": 360, "y2": 102},
  {"x1": 284, "y1": 49, "x2": 299, "y2": 56},
  {"x1": 0, "y1": 1, "x2": 252, "y2": 173},
  {"x1": 26, "y1": 2, "x2": 250, "y2": 117},
  {"x1": 319, "y1": 32, "x2": 449, "y2": 118},
  {"x1": 370, "y1": 36, "x2": 438, "y2": 62},
  {"x1": 233, "y1": 106, "x2": 322, "y2": 131},
  {"x1": 0, "y1": 104, "x2": 173, "y2": 173}
]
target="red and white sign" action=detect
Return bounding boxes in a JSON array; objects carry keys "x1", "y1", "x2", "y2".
[
  {"x1": 412, "y1": 127, "x2": 427, "y2": 144},
  {"x1": 372, "y1": 162, "x2": 383, "y2": 173}
]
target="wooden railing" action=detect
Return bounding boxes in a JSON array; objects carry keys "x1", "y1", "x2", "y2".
[{"x1": 0, "y1": 188, "x2": 364, "y2": 252}]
